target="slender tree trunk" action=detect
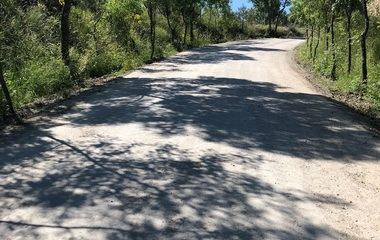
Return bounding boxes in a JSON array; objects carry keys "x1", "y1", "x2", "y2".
[
  {"x1": 360, "y1": 0, "x2": 369, "y2": 84},
  {"x1": 309, "y1": 24, "x2": 314, "y2": 58},
  {"x1": 182, "y1": 13, "x2": 188, "y2": 46},
  {"x1": 148, "y1": 1, "x2": 156, "y2": 60},
  {"x1": 163, "y1": 5, "x2": 176, "y2": 48},
  {"x1": 183, "y1": 25, "x2": 188, "y2": 46},
  {"x1": 267, "y1": 1, "x2": 273, "y2": 35},
  {"x1": 214, "y1": 9, "x2": 217, "y2": 29},
  {"x1": 61, "y1": 0, "x2": 72, "y2": 67},
  {"x1": 197, "y1": 7, "x2": 202, "y2": 40},
  {"x1": 0, "y1": 63, "x2": 17, "y2": 119},
  {"x1": 92, "y1": 17, "x2": 101, "y2": 53},
  {"x1": 190, "y1": 5, "x2": 195, "y2": 47},
  {"x1": 325, "y1": 24, "x2": 330, "y2": 51},
  {"x1": 183, "y1": 24, "x2": 188, "y2": 46},
  {"x1": 166, "y1": 17, "x2": 175, "y2": 46},
  {"x1": 274, "y1": 17, "x2": 280, "y2": 35},
  {"x1": 331, "y1": 12, "x2": 337, "y2": 80},
  {"x1": 306, "y1": 27, "x2": 309, "y2": 46},
  {"x1": 208, "y1": 6, "x2": 212, "y2": 34},
  {"x1": 346, "y1": 8, "x2": 353, "y2": 74},
  {"x1": 268, "y1": 20, "x2": 272, "y2": 35},
  {"x1": 313, "y1": 27, "x2": 321, "y2": 63},
  {"x1": 190, "y1": 18, "x2": 195, "y2": 47}
]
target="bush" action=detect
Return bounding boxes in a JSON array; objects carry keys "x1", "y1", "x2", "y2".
[
  {"x1": 8, "y1": 58, "x2": 71, "y2": 107},
  {"x1": 87, "y1": 43, "x2": 127, "y2": 78}
]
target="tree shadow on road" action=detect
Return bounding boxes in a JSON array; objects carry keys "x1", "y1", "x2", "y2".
[
  {"x1": 0, "y1": 75, "x2": 378, "y2": 239},
  {"x1": 0, "y1": 139, "x2": 350, "y2": 239},
  {"x1": 48, "y1": 76, "x2": 379, "y2": 161}
]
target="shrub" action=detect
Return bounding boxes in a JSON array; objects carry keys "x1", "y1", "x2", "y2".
[{"x1": 8, "y1": 58, "x2": 70, "y2": 106}]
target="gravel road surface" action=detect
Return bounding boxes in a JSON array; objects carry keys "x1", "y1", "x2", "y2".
[{"x1": 0, "y1": 38, "x2": 379, "y2": 240}]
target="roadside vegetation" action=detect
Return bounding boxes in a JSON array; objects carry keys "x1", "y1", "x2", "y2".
[
  {"x1": 0, "y1": 0, "x2": 300, "y2": 122},
  {"x1": 292, "y1": 0, "x2": 380, "y2": 118}
]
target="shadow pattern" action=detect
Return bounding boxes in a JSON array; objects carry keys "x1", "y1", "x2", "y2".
[
  {"x1": 0, "y1": 44, "x2": 379, "y2": 239},
  {"x1": 56, "y1": 76, "x2": 379, "y2": 161}
]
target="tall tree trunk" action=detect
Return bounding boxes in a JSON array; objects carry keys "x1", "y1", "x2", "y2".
[
  {"x1": 61, "y1": 0, "x2": 72, "y2": 67},
  {"x1": 274, "y1": 17, "x2": 280, "y2": 35},
  {"x1": 183, "y1": 25, "x2": 187, "y2": 46},
  {"x1": 208, "y1": 6, "x2": 212, "y2": 34},
  {"x1": 331, "y1": 12, "x2": 337, "y2": 80},
  {"x1": 182, "y1": 13, "x2": 188, "y2": 46},
  {"x1": 309, "y1": 24, "x2": 314, "y2": 58},
  {"x1": 0, "y1": 63, "x2": 17, "y2": 120},
  {"x1": 267, "y1": 1, "x2": 273, "y2": 35},
  {"x1": 325, "y1": 24, "x2": 330, "y2": 51},
  {"x1": 166, "y1": 17, "x2": 175, "y2": 46},
  {"x1": 163, "y1": 4, "x2": 176, "y2": 48},
  {"x1": 346, "y1": 8, "x2": 353, "y2": 74},
  {"x1": 306, "y1": 27, "x2": 309, "y2": 46},
  {"x1": 148, "y1": 1, "x2": 156, "y2": 60},
  {"x1": 214, "y1": 9, "x2": 218, "y2": 29},
  {"x1": 189, "y1": 5, "x2": 195, "y2": 47},
  {"x1": 190, "y1": 19, "x2": 195, "y2": 47},
  {"x1": 360, "y1": 0, "x2": 369, "y2": 84},
  {"x1": 313, "y1": 27, "x2": 321, "y2": 63},
  {"x1": 268, "y1": 20, "x2": 272, "y2": 35}
]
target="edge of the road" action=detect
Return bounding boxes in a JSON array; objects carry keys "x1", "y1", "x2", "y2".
[{"x1": 288, "y1": 45, "x2": 380, "y2": 135}]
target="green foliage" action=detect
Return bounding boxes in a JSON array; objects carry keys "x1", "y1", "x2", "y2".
[
  {"x1": 87, "y1": 44, "x2": 127, "y2": 78},
  {"x1": 7, "y1": 58, "x2": 70, "y2": 107},
  {"x1": 293, "y1": 0, "x2": 380, "y2": 115}
]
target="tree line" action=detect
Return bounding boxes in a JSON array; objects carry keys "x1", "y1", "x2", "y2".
[{"x1": 291, "y1": 0, "x2": 380, "y2": 109}]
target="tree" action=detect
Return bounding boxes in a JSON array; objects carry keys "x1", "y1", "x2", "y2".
[
  {"x1": 330, "y1": 1, "x2": 337, "y2": 80},
  {"x1": 105, "y1": 0, "x2": 145, "y2": 52},
  {"x1": 344, "y1": 0, "x2": 354, "y2": 74},
  {"x1": 0, "y1": 63, "x2": 17, "y2": 119},
  {"x1": 251, "y1": 0, "x2": 278, "y2": 34},
  {"x1": 146, "y1": 0, "x2": 157, "y2": 59},
  {"x1": 0, "y1": 0, "x2": 19, "y2": 120},
  {"x1": 360, "y1": 0, "x2": 369, "y2": 84},
  {"x1": 336, "y1": 0, "x2": 360, "y2": 74},
  {"x1": 237, "y1": 6, "x2": 249, "y2": 32},
  {"x1": 251, "y1": 0, "x2": 290, "y2": 35},
  {"x1": 274, "y1": 0, "x2": 291, "y2": 34},
  {"x1": 290, "y1": 0, "x2": 320, "y2": 58},
  {"x1": 176, "y1": 0, "x2": 202, "y2": 47},
  {"x1": 158, "y1": 0, "x2": 181, "y2": 50},
  {"x1": 60, "y1": 0, "x2": 72, "y2": 67}
]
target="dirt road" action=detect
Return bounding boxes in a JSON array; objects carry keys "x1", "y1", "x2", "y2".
[{"x1": 0, "y1": 39, "x2": 379, "y2": 239}]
